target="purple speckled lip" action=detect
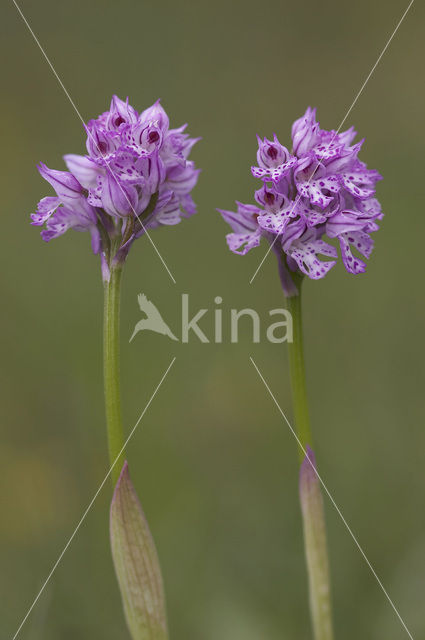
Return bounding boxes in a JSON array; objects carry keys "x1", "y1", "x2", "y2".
[
  {"x1": 31, "y1": 95, "x2": 200, "y2": 272},
  {"x1": 219, "y1": 107, "x2": 383, "y2": 284}
]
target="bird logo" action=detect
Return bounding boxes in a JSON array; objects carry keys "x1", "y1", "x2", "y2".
[{"x1": 129, "y1": 294, "x2": 179, "y2": 342}]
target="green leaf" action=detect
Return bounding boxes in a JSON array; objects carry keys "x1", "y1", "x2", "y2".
[
  {"x1": 110, "y1": 462, "x2": 168, "y2": 640},
  {"x1": 299, "y1": 447, "x2": 334, "y2": 640}
]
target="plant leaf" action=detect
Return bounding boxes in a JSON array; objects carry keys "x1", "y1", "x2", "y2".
[
  {"x1": 299, "y1": 446, "x2": 334, "y2": 640},
  {"x1": 110, "y1": 461, "x2": 168, "y2": 640}
]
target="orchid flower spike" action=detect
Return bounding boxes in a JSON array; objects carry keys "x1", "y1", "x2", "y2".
[
  {"x1": 218, "y1": 107, "x2": 383, "y2": 295},
  {"x1": 31, "y1": 96, "x2": 200, "y2": 281}
]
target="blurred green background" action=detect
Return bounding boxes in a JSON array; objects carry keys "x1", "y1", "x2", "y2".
[{"x1": 1, "y1": 0, "x2": 424, "y2": 638}]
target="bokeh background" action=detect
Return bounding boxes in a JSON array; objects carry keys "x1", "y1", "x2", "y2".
[{"x1": 1, "y1": 0, "x2": 424, "y2": 638}]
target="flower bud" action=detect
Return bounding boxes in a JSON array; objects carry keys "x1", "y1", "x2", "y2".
[
  {"x1": 256, "y1": 134, "x2": 289, "y2": 169},
  {"x1": 292, "y1": 107, "x2": 320, "y2": 156}
]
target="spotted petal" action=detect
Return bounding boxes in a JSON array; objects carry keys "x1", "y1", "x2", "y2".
[
  {"x1": 296, "y1": 177, "x2": 337, "y2": 209},
  {"x1": 226, "y1": 229, "x2": 261, "y2": 255},
  {"x1": 41, "y1": 205, "x2": 100, "y2": 253},
  {"x1": 31, "y1": 196, "x2": 60, "y2": 226},
  {"x1": 251, "y1": 156, "x2": 297, "y2": 182},
  {"x1": 338, "y1": 232, "x2": 371, "y2": 274},
  {"x1": 341, "y1": 172, "x2": 376, "y2": 199},
  {"x1": 257, "y1": 203, "x2": 298, "y2": 234},
  {"x1": 287, "y1": 231, "x2": 337, "y2": 279}
]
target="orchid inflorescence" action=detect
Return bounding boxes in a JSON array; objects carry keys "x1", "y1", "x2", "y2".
[
  {"x1": 219, "y1": 107, "x2": 383, "y2": 292},
  {"x1": 31, "y1": 95, "x2": 200, "y2": 280}
]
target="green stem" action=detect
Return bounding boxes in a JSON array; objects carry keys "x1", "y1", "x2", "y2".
[
  {"x1": 286, "y1": 287, "x2": 313, "y2": 461},
  {"x1": 285, "y1": 285, "x2": 334, "y2": 640},
  {"x1": 103, "y1": 264, "x2": 125, "y2": 486}
]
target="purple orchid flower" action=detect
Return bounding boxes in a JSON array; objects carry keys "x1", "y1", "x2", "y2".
[
  {"x1": 218, "y1": 107, "x2": 383, "y2": 294},
  {"x1": 31, "y1": 96, "x2": 200, "y2": 279}
]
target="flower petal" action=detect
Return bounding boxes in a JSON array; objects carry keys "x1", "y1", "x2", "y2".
[
  {"x1": 226, "y1": 229, "x2": 261, "y2": 255},
  {"x1": 338, "y1": 233, "x2": 368, "y2": 274},
  {"x1": 64, "y1": 154, "x2": 101, "y2": 189},
  {"x1": 100, "y1": 172, "x2": 138, "y2": 217},
  {"x1": 31, "y1": 196, "x2": 60, "y2": 225},
  {"x1": 287, "y1": 231, "x2": 337, "y2": 279},
  {"x1": 38, "y1": 163, "x2": 83, "y2": 205},
  {"x1": 218, "y1": 202, "x2": 260, "y2": 233}
]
